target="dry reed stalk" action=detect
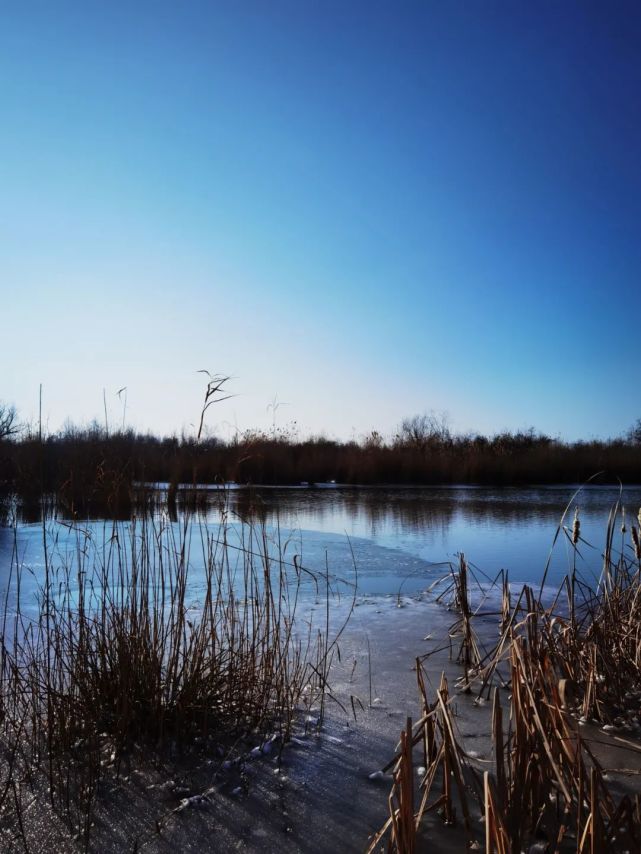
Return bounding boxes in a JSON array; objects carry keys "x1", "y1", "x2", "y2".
[
  {"x1": 388, "y1": 717, "x2": 415, "y2": 854},
  {"x1": 484, "y1": 771, "x2": 510, "y2": 854}
]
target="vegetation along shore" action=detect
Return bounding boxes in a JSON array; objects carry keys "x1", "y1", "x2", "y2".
[{"x1": 1, "y1": 398, "x2": 641, "y2": 519}]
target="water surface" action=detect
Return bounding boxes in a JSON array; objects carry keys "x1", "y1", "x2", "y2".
[
  {"x1": 229, "y1": 484, "x2": 641, "y2": 591},
  {"x1": 3, "y1": 485, "x2": 640, "y2": 609}
]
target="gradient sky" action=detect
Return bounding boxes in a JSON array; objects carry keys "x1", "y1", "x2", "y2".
[{"x1": 2, "y1": 1, "x2": 640, "y2": 441}]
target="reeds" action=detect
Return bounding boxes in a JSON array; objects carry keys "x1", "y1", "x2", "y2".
[
  {"x1": 0, "y1": 509, "x2": 335, "y2": 848},
  {"x1": 370, "y1": 505, "x2": 641, "y2": 852}
]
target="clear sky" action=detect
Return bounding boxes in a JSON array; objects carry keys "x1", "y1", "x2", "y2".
[{"x1": 2, "y1": 1, "x2": 640, "y2": 441}]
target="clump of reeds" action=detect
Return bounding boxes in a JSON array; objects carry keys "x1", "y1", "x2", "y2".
[
  {"x1": 366, "y1": 668, "x2": 478, "y2": 853},
  {"x1": 371, "y1": 504, "x2": 641, "y2": 852},
  {"x1": 371, "y1": 649, "x2": 641, "y2": 851},
  {"x1": 443, "y1": 554, "x2": 484, "y2": 686},
  {"x1": 0, "y1": 509, "x2": 334, "y2": 848}
]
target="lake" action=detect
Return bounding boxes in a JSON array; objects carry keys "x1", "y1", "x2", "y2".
[{"x1": 2, "y1": 484, "x2": 640, "y2": 609}]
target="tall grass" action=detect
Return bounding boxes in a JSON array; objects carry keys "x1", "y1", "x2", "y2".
[{"x1": 0, "y1": 509, "x2": 339, "y2": 849}]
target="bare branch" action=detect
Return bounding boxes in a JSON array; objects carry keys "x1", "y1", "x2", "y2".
[{"x1": 0, "y1": 402, "x2": 20, "y2": 441}]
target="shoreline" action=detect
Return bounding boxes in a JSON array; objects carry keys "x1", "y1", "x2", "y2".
[{"x1": 4, "y1": 590, "x2": 641, "y2": 852}]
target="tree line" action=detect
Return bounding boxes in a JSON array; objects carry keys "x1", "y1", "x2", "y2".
[{"x1": 1, "y1": 401, "x2": 641, "y2": 517}]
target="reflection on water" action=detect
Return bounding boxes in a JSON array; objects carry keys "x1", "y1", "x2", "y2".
[
  {"x1": 2, "y1": 485, "x2": 641, "y2": 602},
  {"x1": 214, "y1": 485, "x2": 641, "y2": 590}
]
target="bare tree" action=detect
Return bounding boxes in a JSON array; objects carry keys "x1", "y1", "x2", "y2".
[
  {"x1": 396, "y1": 412, "x2": 451, "y2": 452},
  {"x1": 0, "y1": 402, "x2": 20, "y2": 441},
  {"x1": 627, "y1": 419, "x2": 641, "y2": 445}
]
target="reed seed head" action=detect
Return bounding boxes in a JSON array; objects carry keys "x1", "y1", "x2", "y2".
[{"x1": 572, "y1": 507, "x2": 580, "y2": 545}]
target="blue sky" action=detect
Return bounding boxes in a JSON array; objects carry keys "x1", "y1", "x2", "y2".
[{"x1": 2, "y1": 1, "x2": 639, "y2": 440}]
